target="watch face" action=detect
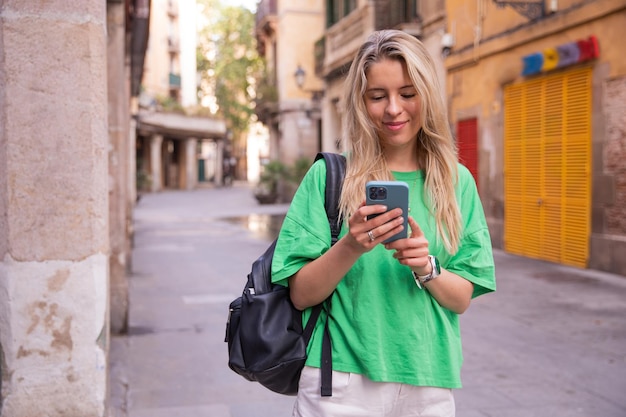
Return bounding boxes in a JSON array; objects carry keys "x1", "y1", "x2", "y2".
[{"x1": 433, "y1": 256, "x2": 441, "y2": 275}]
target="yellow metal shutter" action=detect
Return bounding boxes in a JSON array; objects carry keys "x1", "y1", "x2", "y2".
[{"x1": 504, "y1": 67, "x2": 592, "y2": 268}]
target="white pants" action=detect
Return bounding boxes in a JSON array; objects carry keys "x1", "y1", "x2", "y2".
[{"x1": 293, "y1": 366, "x2": 455, "y2": 417}]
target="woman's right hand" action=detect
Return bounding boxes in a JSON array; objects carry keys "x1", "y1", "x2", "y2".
[
  {"x1": 346, "y1": 201, "x2": 406, "y2": 252},
  {"x1": 289, "y1": 203, "x2": 404, "y2": 310}
]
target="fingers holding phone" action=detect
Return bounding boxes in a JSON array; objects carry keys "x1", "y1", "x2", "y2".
[
  {"x1": 347, "y1": 202, "x2": 403, "y2": 250},
  {"x1": 387, "y1": 216, "x2": 430, "y2": 264}
]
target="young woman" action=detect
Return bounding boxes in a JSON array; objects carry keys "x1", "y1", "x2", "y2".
[{"x1": 272, "y1": 29, "x2": 496, "y2": 417}]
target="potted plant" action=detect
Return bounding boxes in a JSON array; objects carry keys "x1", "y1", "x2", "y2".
[
  {"x1": 281, "y1": 156, "x2": 312, "y2": 201},
  {"x1": 254, "y1": 160, "x2": 287, "y2": 204}
]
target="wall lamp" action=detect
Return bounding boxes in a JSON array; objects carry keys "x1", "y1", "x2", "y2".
[
  {"x1": 294, "y1": 65, "x2": 306, "y2": 90},
  {"x1": 294, "y1": 64, "x2": 323, "y2": 102}
]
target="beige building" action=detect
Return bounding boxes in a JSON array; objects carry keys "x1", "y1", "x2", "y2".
[
  {"x1": 445, "y1": 0, "x2": 626, "y2": 275},
  {"x1": 142, "y1": 0, "x2": 198, "y2": 107},
  {"x1": 255, "y1": 0, "x2": 326, "y2": 171},
  {"x1": 258, "y1": 0, "x2": 626, "y2": 276},
  {"x1": 137, "y1": 0, "x2": 227, "y2": 192}
]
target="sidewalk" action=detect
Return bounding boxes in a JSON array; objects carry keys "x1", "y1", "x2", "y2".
[{"x1": 109, "y1": 182, "x2": 626, "y2": 417}]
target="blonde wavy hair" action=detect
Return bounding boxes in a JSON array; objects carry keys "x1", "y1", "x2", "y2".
[{"x1": 339, "y1": 29, "x2": 462, "y2": 254}]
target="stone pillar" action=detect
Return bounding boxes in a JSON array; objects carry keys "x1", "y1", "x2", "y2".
[
  {"x1": 107, "y1": 1, "x2": 130, "y2": 334},
  {"x1": 185, "y1": 138, "x2": 198, "y2": 190},
  {"x1": 150, "y1": 134, "x2": 164, "y2": 192},
  {"x1": 0, "y1": 2, "x2": 109, "y2": 416}
]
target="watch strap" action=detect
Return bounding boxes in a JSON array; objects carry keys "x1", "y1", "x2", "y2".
[{"x1": 412, "y1": 255, "x2": 440, "y2": 289}]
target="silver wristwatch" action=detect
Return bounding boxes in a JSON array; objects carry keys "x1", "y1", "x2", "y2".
[{"x1": 412, "y1": 255, "x2": 441, "y2": 289}]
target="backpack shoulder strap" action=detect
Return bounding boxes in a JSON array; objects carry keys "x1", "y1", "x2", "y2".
[
  {"x1": 302, "y1": 154, "x2": 345, "y2": 330},
  {"x1": 314, "y1": 152, "x2": 346, "y2": 243},
  {"x1": 312, "y1": 152, "x2": 345, "y2": 397},
  {"x1": 249, "y1": 154, "x2": 344, "y2": 297}
]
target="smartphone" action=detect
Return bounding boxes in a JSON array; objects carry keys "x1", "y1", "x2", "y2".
[{"x1": 365, "y1": 181, "x2": 409, "y2": 243}]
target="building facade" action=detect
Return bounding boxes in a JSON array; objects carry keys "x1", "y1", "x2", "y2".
[
  {"x1": 445, "y1": 0, "x2": 626, "y2": 275},
  {"x1": 259, "y1": 0, "x2": 626, "y2": 275},
  {"x1": 255, "y1": 0, "x2": 326, "y2": 171},
  {"x1": 137, "y1": 0, "x2": 227, "y2": 192}
]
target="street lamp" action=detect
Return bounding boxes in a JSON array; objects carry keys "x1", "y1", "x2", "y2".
[
  {"x1": 294, "y1": 64, "x2": 323, "y2": 103},
  {"x1": 293, "y1": 65, "x2": 323, "y2": 153},
  {"x1": 294, "y1": 65, "x2": 306, "y2": 89}
]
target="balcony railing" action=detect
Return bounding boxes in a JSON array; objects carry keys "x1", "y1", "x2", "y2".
[
  {"x1": 325, "y1": 7, "x2": 369, "y2": 69},
  {"x1": 375, "y1": 0, "x2": 423, "y2": 32},
  {"x1": 256, "y1": 0, "x2": 277, "y2": 29},
  {"x1": 167, "y1": 0, "x2": 178, "y2": 17},
  {"x1": 255, "y1": 0, "x2": 277, "y2": 55},
  {"x1": 254, "y1": 79, "x2": 278, "y2": 124},
  {"x1": 319, "y1": 1, "x2": 427, "y2": 75},
  {"x1": 168, "y1": 36, "x2": 180, "y2": 53}
]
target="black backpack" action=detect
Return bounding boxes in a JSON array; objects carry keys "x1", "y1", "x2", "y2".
[{"x1": 225, "y1": 152, "x2": 345, "y2": 396}]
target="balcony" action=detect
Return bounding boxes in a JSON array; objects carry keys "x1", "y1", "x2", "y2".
[
  {"x1": 169, "y1": 73, "x2": 181, "y2": 89},
  {"x1": 167, "y1": 0, "x2": 178, "y2": 17},
  {"x1": 323, "y1": 7, "x2": 370, "y2": 76},
  {"x1": 255, "y1": 0, "x2": 277, "y2": 55},
  {"x1": 168, "y1": 36, "x2": 180, "y2": 53},
  {"x1": 374, "y1": 0, "x2": 423, "y2": 31},
  {"x1": 320, "y1": 1, "x2": 426, "y2": 77},
  {"x1": 254, "y1": 80, "x2": 278, "y2": 125},
  {"x1": 256, "y1": 0, "x2": 277, "y2": 30}
]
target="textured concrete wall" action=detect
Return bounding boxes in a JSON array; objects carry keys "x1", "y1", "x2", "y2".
[
  {"x1": 589, "y1": 75, "x2": 626, "y2": 276},
  {"x1": 603, "y1": 76, "x2": 626, "y2": 235},
  {"x1": 0, "y1": 1, "x2": 109, "y2": 416}
]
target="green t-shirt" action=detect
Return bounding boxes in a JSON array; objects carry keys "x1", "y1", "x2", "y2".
[{"x1": 272, "y1": 158, "x2": 496, "y2": 389}]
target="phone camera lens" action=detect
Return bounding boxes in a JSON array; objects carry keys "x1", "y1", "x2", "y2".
[{"x1": 368, "y1": 186, "x2": 387, "y2": 200}]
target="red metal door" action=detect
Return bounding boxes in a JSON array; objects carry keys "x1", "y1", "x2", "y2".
[{"x1": 457, "y1": 118, "x2": 479, "y2": 191}]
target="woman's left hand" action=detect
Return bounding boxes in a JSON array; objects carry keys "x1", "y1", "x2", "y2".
[
  {"x1": 387, "y1": 217, "x2": 474, "y2": 313},
  {"x1": 385, "y1": 216, "x2": 432, "y2": 276}
]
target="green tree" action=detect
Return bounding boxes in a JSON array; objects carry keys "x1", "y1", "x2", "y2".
[{"x1": 197, "y1": 0, "x2": 263, "y2": 139}]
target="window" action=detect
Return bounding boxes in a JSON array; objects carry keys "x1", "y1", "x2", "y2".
[
  {"x1": 326, "y1": 0, "x2": 357, "y2": 27},
  {"x1": 388, "y1": 0, "x2": 420, "y2": 27}
]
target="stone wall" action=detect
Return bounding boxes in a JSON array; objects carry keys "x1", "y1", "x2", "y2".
[{"x1": 0, "y1": 2, "x2": 110, "y2": 415}]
